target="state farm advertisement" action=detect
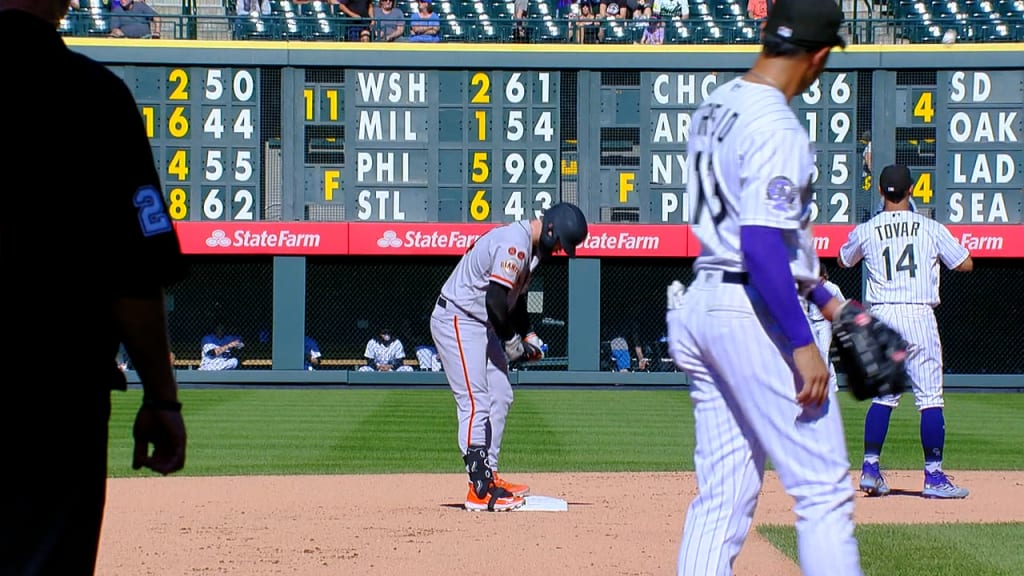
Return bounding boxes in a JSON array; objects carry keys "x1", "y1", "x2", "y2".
[
  {"x1": 348, "y1": 222, "x2": 496, "y2": 255},
  {"x1": 172, "y1": 222, "x2": 1024, "y2": 258},
  {"x1": 174, "y1": 222, "x2": 348, "y2": 255}
]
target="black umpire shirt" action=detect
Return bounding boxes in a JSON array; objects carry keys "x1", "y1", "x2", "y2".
[{"x1": 0, "y1": 9, "x2": 188, "y2": 393}]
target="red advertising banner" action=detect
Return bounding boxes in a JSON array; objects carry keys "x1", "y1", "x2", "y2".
[
  {"x1": 173, "y1": 221, "x2": 348, "y2": 255},
  {"x1": 173, "y1": 222, "x2": 1024, "y2": 258},
  {"x1": 347, "y1": 222, "x2": 496, "y2": 256}
]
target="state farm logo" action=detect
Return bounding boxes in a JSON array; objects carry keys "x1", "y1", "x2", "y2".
[
  {"x1": 203, "y1": 228, "x2": 322, "y2": 248},
  {"x1": 206, "y1": 229, "x2": 232, "y2": 247},
  {"x1": 377, "y1": 230, "x2": 403, "y2": 248},
  {"x1": 375, "y1": 229, "x2": 482, "y2": 249},
  {"x1": 580, "y1": 231, "x2": 661, "y2": 250}
]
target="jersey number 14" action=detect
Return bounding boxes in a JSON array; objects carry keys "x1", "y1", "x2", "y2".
[{"x1": 882, "y1": 243, "x2": 918, "y2": 281}]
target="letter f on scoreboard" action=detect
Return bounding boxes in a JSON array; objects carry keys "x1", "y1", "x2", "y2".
[{"x1": 619, "y1": 172, "x2": 635, "y2": 203}]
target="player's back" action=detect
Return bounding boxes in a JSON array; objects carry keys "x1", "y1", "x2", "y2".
[
  {"x1": 853, "y1": 210, "x2": 964, "y2": 306},
  {"x1": 439, "y1": 221, "x2": 534, "y2": 320},
  {"x1": 687, "y1": 77, "x2": 813, "y2": 274}
]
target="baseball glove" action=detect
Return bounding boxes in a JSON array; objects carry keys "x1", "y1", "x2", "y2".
[{"x1": 832, "y1": 300, "x2": 909, "y2": 401}]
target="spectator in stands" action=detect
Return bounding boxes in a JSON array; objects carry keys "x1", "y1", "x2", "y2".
[
  {"x1": 304, "y1": 335, "x2": 322, "y2": 370},
  {"x1": 408, "y1": 0, "x2": 439, "y2": 42},
  {"x1": 513, "y1": 0, "x2": 529, "y2": 42},
  {"x1": 630, "y1": 0, "x2": 651, "y2": 41},
  {"x1": 415, "y1": 344, "x2": 444, "y2": 372},
  {"x1": 110, "y1": 0, "x2": 160, "y2": 38},
  {"x1": 747, "y1": 0, "x2": 769, "y2": 23},
  {"x1": 234, "y1": 0, "x2": 270, "y2": 39},
  {"x1": 570, "y1": 1, "x2": 600, "y2": 43},
  {"x1": 641, "y1": 16, "x2": 663, "y2": 44},
  {"x1": 374, "y1": 0, "x2": 405, "y2": 41},
  {"x1": 653, "y1": 0, "x2": 688, "y2": 18},
  {"x1": 338, "y1": 0, "x2": 373, "y2": 41},
  {"x1": 600, "y1": 0, "x2": 628, "y2": 19},
  {"x1": 198, "y1": 322, "x2": 244, "y2": 371},
  {"x1": 358, "y1": 327, "x2": 414, "y2": 371}
]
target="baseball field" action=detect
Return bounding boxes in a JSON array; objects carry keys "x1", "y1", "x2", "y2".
[{"x1": 98, "y1": 387, "x2": 1024, "y2": 575}]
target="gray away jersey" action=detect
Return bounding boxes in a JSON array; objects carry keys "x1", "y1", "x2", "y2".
[
  {"x1": 439, "y1": 221, "x2": 539, "y2": 321},
  {"x1": 839, "y1": 210, "x2": 969, "y2": 307},
  {"x1": 687, "y1": 78, "x2": 820, "y2": 287}
]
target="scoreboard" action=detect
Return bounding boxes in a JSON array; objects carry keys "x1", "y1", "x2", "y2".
[
  {"x1": 600, "y1": 71, "x2": 858, "y2": 223},
  {"x1": 106, "y1": 61, "x2": 1018, "y2": 227},
  {"x1": 936, "y1": 70, "x2": 1023, "y2": 224},
  {"x1": 302, "y1": 69, "x2": 561, "y2": 222},
  {"x1": 894, "y1": 70, "x2": 1022, "y2": 224},
  {"x1": 115, "y1": 66, "x2": 261, "y2": 221}
]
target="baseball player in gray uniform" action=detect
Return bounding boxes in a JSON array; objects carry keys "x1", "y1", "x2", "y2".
[
  {"x1": 802, "y1": 268, "x2": 845, "y2": 391},
  {"x1": 430, "y1": 203, "x2": 588, "y2": 512},
  {"x1": 839, "y1": 164, "x2": 973, "y2": 499},
  {"x1": 664, "y1": 0, "x2": 865, "y2": 574}
]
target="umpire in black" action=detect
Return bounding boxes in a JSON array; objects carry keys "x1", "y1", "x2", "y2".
[{"x1": 1, "y1": 2, "x2": 189, "y2": 575}]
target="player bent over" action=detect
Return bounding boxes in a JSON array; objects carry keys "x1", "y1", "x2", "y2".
[
  {"x1": 665, "y1": 0, "x2": 866, "y2": 574},
  {"x1": 430, "y1": 203, "x2": 588, "y2": 511},
  {"x1": 839, "y1": 164, "x2": 973, "y2": 499}
]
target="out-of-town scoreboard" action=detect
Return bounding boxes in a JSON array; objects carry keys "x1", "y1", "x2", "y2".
[
  {"x1": 113, "y1": 64, "x2": 1019, "y2": 226},
  {"x1": 113, "y1": 66, "x2": 261, "y2": 221},
  {"x1": 302, "y1": 69, "x2": 560, "y2": 222},
  {"x1": 599, "y1": 71, "x2": 859, "y2": 224}
]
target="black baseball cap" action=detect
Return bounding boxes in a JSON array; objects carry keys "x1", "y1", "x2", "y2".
[
  {"x1": 879, "y1": 164, "x2": 914, "y2": 200},
  {"x1": 764, "y1": 0, "x2": 847, "y2": 49}
]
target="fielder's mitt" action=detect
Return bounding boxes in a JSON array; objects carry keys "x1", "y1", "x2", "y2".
[{"x1": 832, "y1": 300, "x2": 909, "y2": 401}]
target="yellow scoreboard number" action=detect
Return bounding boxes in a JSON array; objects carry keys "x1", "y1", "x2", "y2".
[{"x1": 127, "y1": 66, "x2": 261, "y2": 221}]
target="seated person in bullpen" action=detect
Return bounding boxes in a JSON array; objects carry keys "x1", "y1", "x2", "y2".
[
  {"x1": 358, "y1": 327, "x2": 413, "y2": 372},
  {"x1": 199, "y1": 323, "x2": 244, "y2": 370}
]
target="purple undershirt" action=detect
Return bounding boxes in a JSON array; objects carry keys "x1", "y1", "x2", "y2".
[{"x1": 740, "y1": 225, "x2": 816, "y2": 349}]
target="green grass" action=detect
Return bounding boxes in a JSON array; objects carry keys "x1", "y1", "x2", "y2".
[
  {"x1": 757, "y1": 523, "x2": 1024, "y2": 576},
  {"x1": 108, "y1": 389, "x2": 1024, "y2": 477}
]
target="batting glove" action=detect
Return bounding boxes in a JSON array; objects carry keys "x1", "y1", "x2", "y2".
[{"x1": 523, "y1": 332, "x2": 545, "y2": 361}]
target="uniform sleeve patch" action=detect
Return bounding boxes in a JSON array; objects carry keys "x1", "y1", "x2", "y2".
[
  {"x1": 765, "y1": 176, "x2": 797, "y2": 212},
  {"x1": 500, "y1": 259, "x2": 520, "y2": 275}
]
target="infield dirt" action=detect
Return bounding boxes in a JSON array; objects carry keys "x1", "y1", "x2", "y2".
[{"x1": 98, "y1": 470, "x2": 1022, "y2": 576}]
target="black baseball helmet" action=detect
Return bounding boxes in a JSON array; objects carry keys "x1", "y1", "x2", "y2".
[{"x1": 539, "y1": 202, "x2": 588, "y2": 258}]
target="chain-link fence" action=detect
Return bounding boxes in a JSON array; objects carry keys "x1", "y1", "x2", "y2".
[
  {"x1": 304, "y1": 257, "x2": 570, "y2": 370},
  {"x1": 165, "y1": 257, "x2": 275, "y2": 368},
  {"x1": 164, "y1": 257, "x2": 1022, "y2": 375}
]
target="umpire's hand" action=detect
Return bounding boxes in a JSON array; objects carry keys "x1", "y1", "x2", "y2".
[{"x1": 132, "y1": 405, "x2": 187, "y2": 475}]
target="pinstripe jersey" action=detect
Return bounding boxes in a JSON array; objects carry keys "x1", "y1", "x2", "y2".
[
  {"x1": 839, "y1": 210, "x2": 969, "y2": 306},
  {"x1": 439, "y1": 221, "x2": 539, "y2": 321},
  {"x1": 688, "y1": 78, "x2": 820, "y2": 287},
  {"x1": 363, "y1": 337, "x2": 406, "y2": 365}
]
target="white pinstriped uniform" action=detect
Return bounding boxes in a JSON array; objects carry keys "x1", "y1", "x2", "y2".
[
  {"x1": 666, "y1": 78, "x2": 861, "y2": 576},
  {"x1": 839, "y1": 210, "x2": 969, "y2": 410},
  {"x1": 358, "y1": 337, "x2": 414, "y2": 372},
  {"x1": 430, "y1": 222, "x2": 538, "y2": 473},
  {"x1": 802, "y1": 280, "x2": 845, "y2": 391}
]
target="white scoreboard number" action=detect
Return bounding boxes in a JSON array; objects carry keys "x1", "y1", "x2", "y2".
[
  {"x1": 198, "y1": 68, "x2": 260, "y2": 221},
  {"x1": 469, "y1": 71, "x2": 559, "y2": 222},
  {"x1": 798, "y1": 72, "x2": 856, "y2": 224}
]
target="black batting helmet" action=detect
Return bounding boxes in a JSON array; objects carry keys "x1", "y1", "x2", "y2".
[{"x1": 539, "y1": 202, "x2": 588, "y2": 258}]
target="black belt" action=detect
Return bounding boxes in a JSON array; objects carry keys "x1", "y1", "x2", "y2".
[
  {"x1": 437, "y1": 296, "x2": 448, "y2": 309},
  {"x1": 721, "y1": 271, "x2": 748, "y2": 285}
]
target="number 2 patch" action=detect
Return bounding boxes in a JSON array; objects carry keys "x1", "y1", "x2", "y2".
[{"x1": 133, "y1": 185, "x2": 174, "y2": 237}]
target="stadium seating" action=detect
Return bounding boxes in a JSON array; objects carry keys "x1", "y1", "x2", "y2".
[
  {"x1": 59, "y1": 0, "x2": 1024, "y2": 42},
  {"x1": 895, "y1": 0, "x2": 1023, "y2": 42}
]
